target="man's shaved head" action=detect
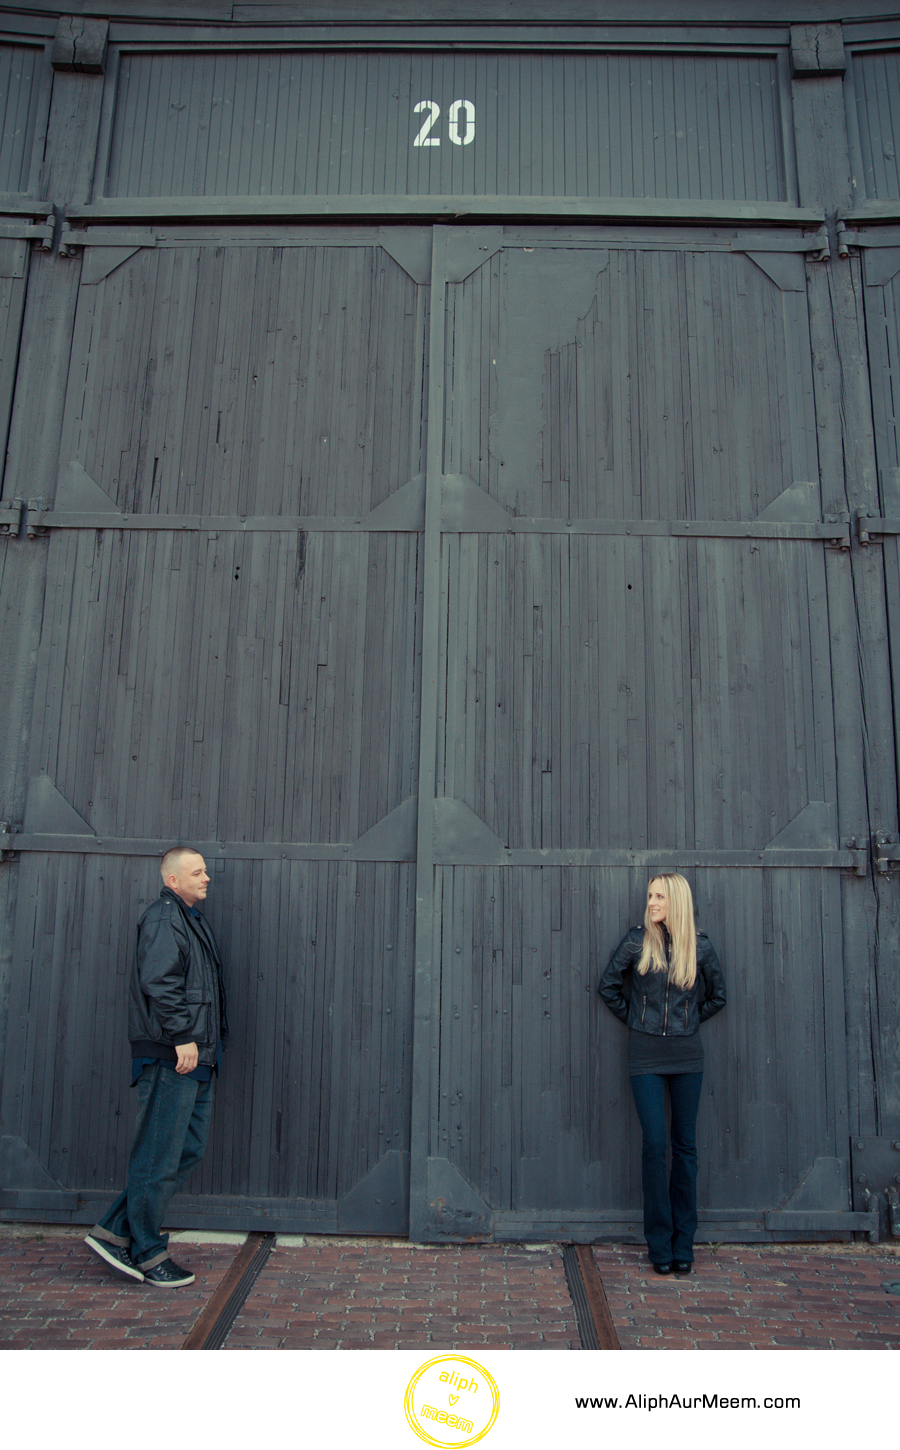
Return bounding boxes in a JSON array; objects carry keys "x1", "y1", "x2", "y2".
[
  {"x1": 160, "y1": 846, "x2": 202, "y2": 882},
  {"x1": 160, "y1": 847, "x2": 210, "y2": 906}
]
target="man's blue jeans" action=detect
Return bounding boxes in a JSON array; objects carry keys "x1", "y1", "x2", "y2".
[
  {"x1": 91, "y1": 1063, "x2": 214, "y2": 1271},
  {"x1": 628, "y1": 1072, "x2": 704, "y2": 1266}
]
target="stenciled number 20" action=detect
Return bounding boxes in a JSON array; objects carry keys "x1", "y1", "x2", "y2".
[{"x1": 413, "y1": 99, "x2": 476, "y2": 147}]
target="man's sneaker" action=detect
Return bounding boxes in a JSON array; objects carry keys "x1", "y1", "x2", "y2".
[
  {"x1": 142, "y1": 1258, "x2": 195, "y2": 1288},
  {"x1": 84, "y1": 1233, "x2": 144, "y2": 1283}
]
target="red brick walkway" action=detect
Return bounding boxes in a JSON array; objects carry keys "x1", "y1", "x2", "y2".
[
  {"x1": 590, "y1": 1242, "x2": 900, "y2": 1350},
  {"x1": 0, "y1": 1234, "x2": 236, "y2": 1349},
  {"x1": 0, "y1": 1228, "x2": 897, "y2": 1350},
  {"x1": 226, "y1": 1241, "x2": 579, "y2": 1350}
]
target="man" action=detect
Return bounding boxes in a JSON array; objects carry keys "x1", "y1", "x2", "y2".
[{"x1": 84, "y1": 847, "x2": 228, "y2": 1288}]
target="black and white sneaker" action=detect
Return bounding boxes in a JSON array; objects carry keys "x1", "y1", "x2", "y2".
[
  {"x1": 84, "y1": 1233, "x2": 145, "y2": 1283},
  {"x1": 142, "y1": 1258, "x2": 195, "y2": 1288}
]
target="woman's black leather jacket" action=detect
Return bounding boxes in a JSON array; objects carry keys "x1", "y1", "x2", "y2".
[{"x1": 598, "y1": 926, "x2": 726, "y2": 1037}]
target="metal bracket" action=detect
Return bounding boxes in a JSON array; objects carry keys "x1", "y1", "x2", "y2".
[
  {"x1": 0, "y1": 823, "x2": 16, "y2": 861},
  {"x1": 25, "y1": 500, "x2": 47, "y2": 539},
  {"x1": 0, "y1": 499, "x2": 24, "y2": 539},
  {"x1": 843, "y1": 838, "x2": 870, "y2": 877},
  {"x1": 873, "y1": 832, "x2": 900, "y2": 874}
]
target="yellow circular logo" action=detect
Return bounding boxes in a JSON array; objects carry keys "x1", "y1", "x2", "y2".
[{"x1": 404, "y1": 1355, "x2": 500, "y2": 1447}]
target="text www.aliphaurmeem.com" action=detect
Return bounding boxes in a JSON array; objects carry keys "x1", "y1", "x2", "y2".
[{"x1": 575, "y1": 1394, "x2": 800, "y2": 1411}]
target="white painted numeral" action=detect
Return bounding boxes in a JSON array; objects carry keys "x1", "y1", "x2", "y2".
[
  {"x1": 448, "y1": 98, "x2": 475, "y2": 147},
  {"x1": 413, "y1": 100, "x2": 441, "y2": 147},
  {"x1": 412, "y1": 98, "x2": 477, "y2": 148}
]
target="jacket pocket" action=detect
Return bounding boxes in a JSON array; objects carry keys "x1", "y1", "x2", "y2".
[{"x1": 186, "y1": 1002, "x2": 211, "y2": 1044}]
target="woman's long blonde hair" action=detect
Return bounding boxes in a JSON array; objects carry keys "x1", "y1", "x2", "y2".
[{"x1": 636, "y1": 874, "x2": 697, "y2": 989}]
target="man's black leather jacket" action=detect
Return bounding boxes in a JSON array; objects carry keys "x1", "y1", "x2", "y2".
[
  {"x1": 128, "y1": 886, "x2": 229, "y2": 1065},
  {"x1": 598, "y1": 926, "x2": 726, "y2": 1036}
]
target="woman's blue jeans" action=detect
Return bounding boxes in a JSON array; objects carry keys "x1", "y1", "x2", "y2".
[
  {"x1": 628, "y1": 1072, "x2": 704, "y2": 1266},
  {"x1": 91, "y1": 1062, "x2": 214, "y2": 1271}
]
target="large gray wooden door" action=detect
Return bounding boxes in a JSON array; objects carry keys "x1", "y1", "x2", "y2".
[
  {"x1": 409, "y1": 227, "x2": 859, "y2": 1241},
  {"x1": 0, "y1": 221, "x2": 873, "y2": 1239},
  {"x1": 1, "y1": 228, "x2": 428, "y2": 1231},
  {"x1": 853, "y1": 229, "x2": 900, "y2": 1134}
]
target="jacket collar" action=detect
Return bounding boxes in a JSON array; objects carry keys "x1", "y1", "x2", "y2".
[
  {"x1": 159, "y1": 886, "x2": 221, "y2": 963},
  {"x1": 160, "y1": 884, "x2": 199, "y2": 917}
]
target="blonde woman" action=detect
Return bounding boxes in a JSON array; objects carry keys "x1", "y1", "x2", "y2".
[{"x1": 599, "y1": 875, "x2": 726, "y2": 1275}]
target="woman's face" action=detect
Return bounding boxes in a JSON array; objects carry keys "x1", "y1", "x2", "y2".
[{"x1": 647, "y1": 880, "x2": 668, "y2": 925}]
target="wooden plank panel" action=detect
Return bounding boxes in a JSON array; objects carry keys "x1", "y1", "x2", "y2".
[
  {"x1": 58, "y1": 239, "x2": 425, "y2": 521},
  {"x1": 430, "y1": 865, "x2": 840, "y2": 1217},
  {"x1": 0, "y1": 271, "x2": 28, "y2": 491},
  {"x1": 444, "y1": 239, "x2": 819, "y2": 522},
  {"x1": 852, "y1": 48, "x2": 900, "y2": 200},
  {"x1": 1, "y1": 854, "x2": 415, "y2": 1205},
  {"x1": 100, "y1": 47, "x2": 790, "y2": 204},
  {"x1": 437, "y1": 534, "x2": 837, "y2": 853},
  {"x1": 31, "y1": 526, "x2": 419, "y2": 845},
  {"x1": 0, "y1": 41, "x2": 44, "y2": 195}
]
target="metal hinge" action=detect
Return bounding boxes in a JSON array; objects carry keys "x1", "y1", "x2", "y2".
[
  {"x1": 844, "y1": 838, "x2": 870, "y2": 876},
  {"x1": 0, "y1": 822, "x2": 16, "y2": 861},
  {"x1": 58, "y1": 222, "x2": 84, "y2": 259},
  {"x1": 806, "y1": 224, "x2": 831, "y2": 262},
  {"x1": 853, "y1": 1137, "x2": 900, "y2": 1241},
  {"x1": 873, "y1": 832, "x2": 900, "y2": 874},
  {"x1": 58, "y1": 223, "x2": 157, "y2": 260},
  {"x1": 0, "y1": 212, "x2": 57, "y2": 250},
  {"x1": 0, "y1": 498, "x2": 24, "y2": 538},
  {"x1": 24, "y1": 500, "x2": 48, "y2": 538},
  {"x1": 837, "y1": 220, "x2": 859, "y2": 257},
  {"x1": 860, "y1": 1186, "x2": 900, "y2": 1242},
  {"x1": 889, "y1": 1186, "x2": 900, "y2": 1239},
  {"x1": 57, "y1": 221, "x2": 82, "y2": 259},
  {"x1": 856, "y1": 511, "x2": 900, "y2": 545},
  {"x1": 35, "y1": 211, "x2": 57, "y2": 253},
  {"x1": 824, "y1": 512, "x2": 851, "y2": 549}
]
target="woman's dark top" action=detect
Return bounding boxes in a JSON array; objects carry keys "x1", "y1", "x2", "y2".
[
  {"x1": 599, "y1": 922, "x2": 726, "y2": 1075},
  {"x1": 627, "y1": 1027, "x2": 704, "y2": 1075}
]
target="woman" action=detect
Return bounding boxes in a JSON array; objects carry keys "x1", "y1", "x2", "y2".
[{"x1": 599, "y1": 874, "x2": 726, "y2": 1275}]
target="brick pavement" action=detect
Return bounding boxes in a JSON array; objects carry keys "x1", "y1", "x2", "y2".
[
  {"x1": 590, "y1": 1242, "x2": 900, "y2": 1350},
  {"x1": 225, "y1": 1241, "x2": 580, "y2": 1350},
  {"x1": 0, "y1": 1232, "x2": 237, "y2": 1349},
  {"x1": 0, "y1": 1227, "x2": 898, "y2": 1350}
]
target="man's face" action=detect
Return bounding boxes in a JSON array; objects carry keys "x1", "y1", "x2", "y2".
[{"x1": 168, "y1": 852, "x2": 210, "y2": 907}]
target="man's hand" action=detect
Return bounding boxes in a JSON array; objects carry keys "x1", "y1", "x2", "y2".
[{"x1": 175, "y1": 1041, "x2": 199, "y2": 1074}]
